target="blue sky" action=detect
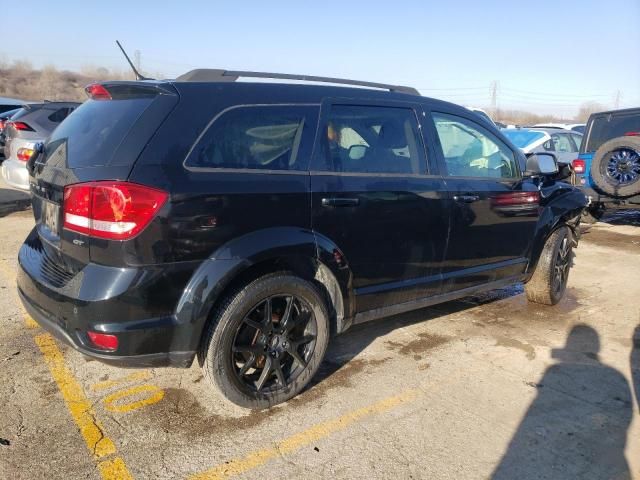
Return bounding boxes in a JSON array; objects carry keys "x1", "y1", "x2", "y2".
[{"x1": 3, "y1": 0, "x2": 639, "y2": 117}]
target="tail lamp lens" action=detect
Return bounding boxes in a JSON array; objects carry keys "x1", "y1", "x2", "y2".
[
  {"x1": 63, "y1": 182, "x2": 168, "y2": 240},
  {"x1": 17, "y1": 147, "x2": 35, "y2": 162},
  {"x1": 85, "y1": 84, "x2": 112, "y2": 100},
  {"x1": 572, "y1": 159, "x2": 586, "y2": 174},
  {"x1": 87, "y1": 331, "x2": 118, "y2": 351},
  {"x1": 11, "y1": 121, "x2": 34, "y2": 131}
]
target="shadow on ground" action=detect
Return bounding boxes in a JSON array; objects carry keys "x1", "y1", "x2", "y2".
[
  {"x1": 493, "y1": 325, "x2": 635, "y2": 479},
  {"x1": 0, "y1": 187, "x2": 30, "y2": 217}
]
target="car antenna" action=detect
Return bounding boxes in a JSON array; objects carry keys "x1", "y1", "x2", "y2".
[{"x1": 115, "y1": 40, "x2": 151, "y2": 81}]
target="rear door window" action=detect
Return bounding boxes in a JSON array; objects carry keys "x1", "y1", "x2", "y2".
[
  {"x1": 552, "y1": 133, "x2": 574, "y2": 153},
  {"x1": 320, "y1": 104, "x2": 424, "y2": 175},
  {"x1": 45, "y1": 98, "x2": 155, "y2": 168},
  {"x1": 585, "y1": 112, "x2": 640, "y2": 152},
  {"x1": 185, "y1": 105, "x2": 317, "y2": 171}
]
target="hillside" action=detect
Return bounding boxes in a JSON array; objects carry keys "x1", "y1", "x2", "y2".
[{"x1": 0, "y1": 61, "x2": 133, "y2": 102}]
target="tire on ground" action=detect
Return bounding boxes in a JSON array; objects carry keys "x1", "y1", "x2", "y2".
[
  {"x1": 590, "y1": 136, "x2": 640, "y2": 197},
  {"x1": 525, "y1": 226, "x2": 573, "y2": 306},
  {"x1": 199, "y1": 272, "x2": 330, "y2": 409}
]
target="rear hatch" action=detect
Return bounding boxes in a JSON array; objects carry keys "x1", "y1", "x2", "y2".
[{"x1": 29, "y1": 82, "x2": 179, "y2": 270}]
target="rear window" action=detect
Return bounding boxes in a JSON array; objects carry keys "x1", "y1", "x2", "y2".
[
  {"x1": 185, "y1": 105, "x2": 316, "y2": 171},
  {"x1": 584, "y1": 112, "x2": 640, "y2": 152},
  {"x1": 45, "y1": 98, "x2": 153, "y2": 168}
]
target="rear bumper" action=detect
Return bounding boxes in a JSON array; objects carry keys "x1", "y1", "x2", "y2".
[
  {"x1": 18, "y1": 288, "x2": 194, "y2": 367},
  {"x1": 17, "y1": 229, "x2": 200, "y2": 368}
]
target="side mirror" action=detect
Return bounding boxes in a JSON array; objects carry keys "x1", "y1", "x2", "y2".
[
  {"x1": 348, "y1": 144, "x2": 368, "y2": 160},
  {"x1": 525, "y1": 152, "x2": 558, "y2": 176}
]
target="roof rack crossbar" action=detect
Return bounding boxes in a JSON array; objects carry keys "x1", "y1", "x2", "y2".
[{"x1": 175, "y1": 69, "x2": 419, "y2": 96}]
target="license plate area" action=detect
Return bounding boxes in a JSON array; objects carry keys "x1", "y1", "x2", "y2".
[{"x1": 42, "y1": 200, "x2": 60, "y2": 235}]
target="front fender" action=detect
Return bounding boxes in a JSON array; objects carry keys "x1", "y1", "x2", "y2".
[{"x1": 525, "y1": 184, "x2": 588, "y2": 280}]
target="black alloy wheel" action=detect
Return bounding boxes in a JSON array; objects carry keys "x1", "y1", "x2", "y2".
[{"x1": 231, "y1": 294, "x2": 317, "y2": 394}]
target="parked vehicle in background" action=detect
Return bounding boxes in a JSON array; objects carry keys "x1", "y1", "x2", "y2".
[
  {"x1": 0, "y1": 108, "x2": 23, "y2": 159},
  {"x1": 0, "y1": 96, "x2": 27, "y2": 115},
  {"x1": 466, "y1": 107, "x2": 497, "y2": 127},
  {"x1": 533, "y1": 123, "x2": 586, "y2": 134},
  {"x1": 502, "y1": 127, "x2": 582, "y2": 166},
  {"x1": 573, "y1": 107, "x2": 640, "y2": 222},
  {"x1": 1, "y1": 102, "x2": 79, "y2": 190},
  {"x1": 17, "y1": 70, "x2": 587, "y2": 409}
]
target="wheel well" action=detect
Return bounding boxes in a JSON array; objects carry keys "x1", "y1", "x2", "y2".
[{"x1": 207, "y1": 255, "x2": 345, "y2": 338}]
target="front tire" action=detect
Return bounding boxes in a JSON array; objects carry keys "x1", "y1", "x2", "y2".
[
  {"x1": 525, "y1": 227, "x2": 573, "y2": 306},
  {"x1": 199, "y1": 272, "x2": 330, "y2": 409}
]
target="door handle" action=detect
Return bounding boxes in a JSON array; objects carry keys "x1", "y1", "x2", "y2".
[
  {"x1": 321, "y1": 197, "x2": 360, "y2": 207},
  {"x1": 453, "y1": 194, "x2": 480, "y2": 203}
]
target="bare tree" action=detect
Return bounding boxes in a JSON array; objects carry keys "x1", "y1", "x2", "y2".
[{"x1": 577, "y1": 101, "x2": 607, "y2": 122}]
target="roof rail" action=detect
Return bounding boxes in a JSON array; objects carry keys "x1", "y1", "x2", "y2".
[{"x1": 175, "y1": 69, "x2": 420, "y2": 96}]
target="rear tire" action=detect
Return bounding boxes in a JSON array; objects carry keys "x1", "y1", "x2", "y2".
[
  {"x1": 199, "y1": 272, "x2": 330, "y2": 409},
  {"x1": 590, "y1": 136, "x2": 640, "y2": 197},
  {"x1": 525, "y1": 227, "x2": 573, "y2": 306}
]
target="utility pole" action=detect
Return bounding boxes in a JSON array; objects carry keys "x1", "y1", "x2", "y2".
[
  {"x1": 490, "y1": 80, "x2": 498, "y2": 117},
  {"x1": 614, "y1": 90, "x2": 621, "y2": 109},
  {"x1": 134, "y1": 50, "x2": 142, "y2": 79}
]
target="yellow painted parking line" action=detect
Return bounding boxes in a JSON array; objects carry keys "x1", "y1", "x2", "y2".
[
  {"x1": 24, "y1": 313, "x2": 39, "y2": 329},
  {"x1": 190, "y1": 388, "x2": 418, "y2": 480},
  {"x1": 98, "y1": 457, "x2": 134, "y2": 480},
  {"x1": 0, "y1": 257, "x2": 134, "y2": 479},
  {"x1": 103, "y1": 384, "x2": 165, "y2": 413},
  {"x1": 91, "y1": 371, "x2": 153, "y2": 392},
  {"x1": 35, "y1": 333, "x2": 117, "y2": 458}
]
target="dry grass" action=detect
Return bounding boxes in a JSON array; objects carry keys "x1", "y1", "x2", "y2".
[{"x1": 0, "y1": 60, "x2": 135, "y2": 102}]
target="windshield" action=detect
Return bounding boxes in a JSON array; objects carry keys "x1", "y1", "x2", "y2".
[{"x1": 501, "y1": 129, "x2": 545, "y2": 149}]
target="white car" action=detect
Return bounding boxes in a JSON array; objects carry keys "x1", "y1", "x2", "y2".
[{"x1": 533, "y1": 123, "x2": 585, "y2": 134}]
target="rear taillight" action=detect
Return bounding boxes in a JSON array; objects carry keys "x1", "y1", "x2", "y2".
[
  {"x1": 491, "y1": 191, "x2": 540, "y2": 207},
  {"x1": 87, "y1": 331, "x2": 118, "y2": 351},
  {"x1": 17, "y1": 147, "x2": 35, "y2": 162},
  {"x1": 85, "y1": 83, "x2": 112, "y2": 100},
  {"x1": 63, "y1": 182, "x2": 168, "y2": 240},
  {"x1": 11, "y1": 121, "x2": 34, "y2": 132},
  {"x1": 624, "y1": 131, "x2": 640, "y2": 136},
  {"x1": 572, "y1": 159, "x2": 586, "y2": 174},
  {"x1": 0, "y1": 120, "x2": 5, "y2": 130}
]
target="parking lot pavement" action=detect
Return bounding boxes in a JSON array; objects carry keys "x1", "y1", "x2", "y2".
[{"x1": 0, "y1": 210, "x2": 639, "y2": 480}]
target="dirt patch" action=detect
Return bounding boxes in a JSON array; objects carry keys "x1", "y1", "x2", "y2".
[
  {"x1": 131, "y1": 356, "x2": 391, "y2": 439},
  {"x1": 494, "y1": 336, "x2": 536, "y2": 360},
  {"x1": 385, "y1": 332, "x2": 451, "y2": 357},
  {"x1": 580, "y1": 228, "x2": 640, "y2": 253}
]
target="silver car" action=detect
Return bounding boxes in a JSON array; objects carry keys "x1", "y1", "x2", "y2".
[
  {"x1": 501, "y1": 127, "x2": 583, "y2": 166},
  {"x1": 2, "y1": 102, "x2": 79, "y2": 190}
]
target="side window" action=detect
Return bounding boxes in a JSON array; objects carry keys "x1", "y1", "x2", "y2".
[
  {"x1": 570, "y1": 134, "x2": 583, "y2": 151},
  {"x1": 323, "y1": 105, "x2": 424, "y2": 174},
  {"x1": 186, "y1": 105, "x2": 316, "y2": 171},
  {"x1": 48, "y1": 108, "x2": 71, "y2": 123},
  {"x1": 552, "y1": 133, "x2": 573, "y2": 153},
  {"x1": 542, "y1": 137, "x2": 555, "y2": 151},
  {"x1": 432, "y1": 112, "x2": 519, "y2": 179}
]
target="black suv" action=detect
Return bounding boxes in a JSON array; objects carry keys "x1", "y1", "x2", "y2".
[{"x1": 17, "y1": 70, "x2": 587, "y2": 408}]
